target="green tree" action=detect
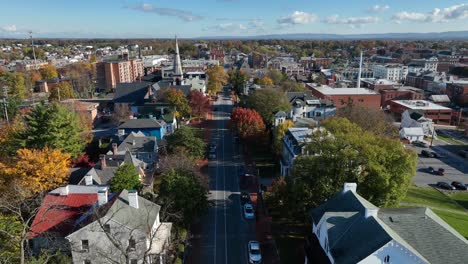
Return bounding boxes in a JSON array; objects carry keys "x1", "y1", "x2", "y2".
[
  {"x1": 16, "y1": 103, "x2": 87, "y2": 157},
  {"x1": 228, "y1": 69, "x2": 247, "y2": 95},
  {"x1": 166, "y1": 126, "x2": 206, "y2": 159},
  {"x1": 272, "y1": 120, "x2": 294, "y2": 156},
  {"x1": 206, "y1": 65, "x2": 228, "y2": 95},
  {"x1": 280, "y1": 80, "x2": 306, "y2": 92},
  {"x1": 157, "y1": 168, "x2": 209, "y2": 225},
  {"x1": 246, "y1": 88, "x2": 290, "y2": 125},
  {"x1": 0, "y1": 214, "x2": 21, "y2": 263},
  {"x1": 48, "y1": 82, "x2": 76, "y2": 102},
  {"x1": 0, "y1": 72, "x2": 27, "y2": 100},
  {"x1": 39, "y1": 64, "x2": 58, "y2": 80},
  {"x1": 0, "y1": 98, "x2": 20, "y2": 121},
  {"x1": 24, "y1": 47, "x2": 45, "y2": 60},
  {"x1": 165, "y1": 88, "x2": 191, "y2": 118},
  {"x1": 110, "y1": 163, "x2": 141, "y2": 193},
  {"x1": 267, "y1": 69, "x2": 285, "y2": 85},
  {"x1": 289, "y1": 117, "x2": 417, "y2": 213}
]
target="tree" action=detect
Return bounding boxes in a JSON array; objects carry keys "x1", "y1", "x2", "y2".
[
  {"x1": 109, "y1": 163, "x2": 141, "y2": 193},
  {"x1": 206, "y1": 65, "x2": 228, "y2": 95},
  {"x1": 280, "y1": 80, "x2": 306, "y2": 92},
  {"x1": 48, "y1": 82, "x2": 76, "y2": 102},
  {"x1": 0, "y1": 72, "x2": 27, "y2": 100},
  {"x1": 39, "y1": 64, "x2": 58, "y2": 80},
  {"x1": 16, "y1": 103, "x2": 87, "y2": 157},
  {"x1": 289, "y1": 117, "x2": 417, "y2": 213},
  {"x1": 165, "y1": 88, "x2": 191, "y2": 118},
  {"x1": 24, "y1": 47, "x2": 45, "y2": 60},
  {"x1": 267, "y1": 69, "x2": 285, "y2": 85},
  {"x1": 0, "y1": 97, "x2": 20, "y2": 122},
  {"x1": 228, "y1": 69, "x2": 247, "y2": 95},
  {"x1": 231, "y1": 107, "x2": 266, "y2": 140},
  {"x1": 246, "y1": 88, "x2": 290, "y2": 125},
  {"x1": 112, "y1": 103, "x2": 132, "y2": 125},
  {"x1": 272, "y1": 120, "x2": 294, "y2": 156},
  {"x1": 157, "y1": 168, "x2": 209, "y2": 225},
  {"x1": 337, "y1": 104, "x2": 398, "y2": 139},
  {"x1": 255, "y1": 76, "x2": 274, "y2": 86},
  {"x1": 188, "y1": 90, "x2": 210, "y2": 120},
  {"x1": 165, "y1": 126, "x2": 206, "y2": 159}
]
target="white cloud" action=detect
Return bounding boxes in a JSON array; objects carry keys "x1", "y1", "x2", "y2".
[
  {"x1": 126, "y1": 3, "x2": 203, "y2": 22},
  {"x1": 392, "y1": 4, "x2": 468, "y2": 23},
  {"x1": 324, "y1": 15, "x2": 379, "y2": 25},
  {"x1": 1, "y1": 25, "x2": 17, "y2": 32},
  {"x1": 204, "y1": 23, "x2": 248, "y2": 32},
  {"x1": 277, "y1": 11, "x2": 318, "y2": 26},
  {"x1": 368, "y1": 5, "x2": 389, "y2": 12}
]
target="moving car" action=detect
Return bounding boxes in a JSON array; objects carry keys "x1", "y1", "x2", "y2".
[
  {"x1": 248, "y1": 241, "x2": 262, "y2": 264},
  {"x1": 437, "y1": 182, "x2": 456, "y2": 190},
  {"x1": 413, "y1": 141, "x2": 429, "y2": 148},
  {"x1": 451, "y1": 181, "x2": 467, "y2": 190},
  {"x1": 241, "y1": 192, "x2": 251, "y2": 204},
  {"x1": 421, "y1": 150, "x2": 434, "y2": 158},
  {"x1": 243, "y1": 203, "x2": 255, "y2": 219}
]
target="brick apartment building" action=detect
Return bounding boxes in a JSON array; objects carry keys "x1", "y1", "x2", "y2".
[
  {"x1": 209, "y1": 49, "x2": 225, "y2": 63},
  {"x1": 446, "y1": 81, "x2": 468, "y2": 106},
  {"x1": 299, "y1": 57, "x2": 333, "y2": 69},
  {"x1": 307, "y1": 83, "x2": 381, "y2": 110},
  {"x1": 96, "y1": 56, "x2": 144, "y2": 91},
  {"x1": 380, "y1": 86, "x2": 424, "y2": 108},
  {"x1": 248, "y1": 52, "x2": 267, "y2": 69},
  {"x1": 360, "y1": 78, "x2": 396, "y2": 92},
  {"x1": 389, "y1": 100, "x2": 452, "y2": 125}
]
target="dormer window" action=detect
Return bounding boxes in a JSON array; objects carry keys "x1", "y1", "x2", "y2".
[{"x1": 384, "y1": 255, "x2": 390, "y2": 263}]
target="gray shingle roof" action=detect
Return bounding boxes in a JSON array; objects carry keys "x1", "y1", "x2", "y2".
[
  {"x1": 118, "y1": 132, "x2": 157, "y2": 153},
  {"x1": 113, "y1": 82, "x2": 154, "y2": 104},
  {"x1": 119, "y1": 119, "x2": 164, "y2": 129},
  {"x1": 379, "y1": 208, "x2": 468, "y2": 264}
]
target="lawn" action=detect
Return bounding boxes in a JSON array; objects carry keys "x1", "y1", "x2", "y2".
[
  {"x1": 433, "y1": 210, "x2": 468, "y2": 239},
  {"x1": 437, "y1": 134, "x2": 467, "y2": 146},
  {"x1": 448, "y1": 192, "x2": 468, "y2": 210}
]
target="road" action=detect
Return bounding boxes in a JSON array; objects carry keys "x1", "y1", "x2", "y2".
[{"x1": 188, "y1": 88, "x2": 256, "y2": 264}]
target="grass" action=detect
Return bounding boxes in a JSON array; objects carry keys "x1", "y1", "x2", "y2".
[
  {"x1": 433, "y1": 210, "x2": 468, "y2": 239},
  {"x1": 437, "y1": 134, "x2": 467, "y2": 146},
  {"x1": 401, "y1": 186, "x2": 465, "y2": 212},
  {"x1": 448, "y1": 192, "x2": 468, "y2": 210},
  {"x1": 274, "y1": 234, "x2": 306, "y2": 264}
]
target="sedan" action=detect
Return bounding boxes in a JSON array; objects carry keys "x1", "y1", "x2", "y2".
[
  {"x1": 421, "y1": 150, "x2": 434, "y2": 158},
  {"x1": 241, "y1": 192, "x2": 251, "y2": 204},
  {"x1": 431, "y1": 152, "x2": 446, "y2": 158},
  {"x1": 244, "y1": 203, "x2": 255, "y2": 219},
  {"x1": 451, "y1": 181, "x2": 468, "y2": 190},
  {"x1": 248, "y1": 241, "x2": 262, "y2": 264},
  {"x1": 435, "y1": 168, "x2": 445, "y2": 176},
  {"x1": 437, "y1": 182, "x2": 456, "y2": 190},
  {"x1": 427, "y1": 167, "x2": 435, "y2": 174}
]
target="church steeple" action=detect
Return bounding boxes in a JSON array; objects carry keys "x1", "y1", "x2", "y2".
[{"x1": 173, "y1": 35, "x2": 183, "y2": 78}]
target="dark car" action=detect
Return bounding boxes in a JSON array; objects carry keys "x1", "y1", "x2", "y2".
[
  {"x1": 458, "y1": 150, "x2": 468, "y2": 158},
  {"x1": 241, "y1": 192, "x2": 251, "y2": 204},
  {"x1": 437, "y1": 182, "x2": 456, "y2": 190},
  {"x1": 209, "y1": 143, "x2": 217, "y2": 152},
  {"x1": 431, "y1": 151, "x2": 446, "y2": 158},
  {"x1": 421, "y1": 150, "x2": 434, "y2": 158},
  {"x1": 435, "y1": 168, "x2": 445, "y2": 176},
  {"x1": 413, "y1": 141, "x2": 429, "y2": 148},
  {"x1": 451, "y1": 181, "x2": 467, "y2": 190},
  {"x1": 427, "y1": 167, "x2": 435, "y2": 174}
]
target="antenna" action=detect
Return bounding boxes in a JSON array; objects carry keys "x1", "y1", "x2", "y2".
[
  {"x1": 29, "y1": 31, "x2": 38, "y2": 70},
  {"x1": 357, "y1": 50, "x2": 363, "y2": 89}
]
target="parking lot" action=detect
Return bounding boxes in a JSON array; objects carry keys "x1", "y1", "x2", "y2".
[{"x1": 412, "y1": 142, "x2": 468, "y2": 187}]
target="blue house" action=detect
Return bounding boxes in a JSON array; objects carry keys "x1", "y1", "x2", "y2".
[{"x1": 118, "y1": 119, "x2": 166, "y2": 140}]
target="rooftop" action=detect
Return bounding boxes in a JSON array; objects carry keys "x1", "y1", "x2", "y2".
[
  {"x1": 392, "y1": 100, "x2": 451, "y2": 110},
  {"x1": 307, "y1": 84, "x2": 379, "y2": 95}
]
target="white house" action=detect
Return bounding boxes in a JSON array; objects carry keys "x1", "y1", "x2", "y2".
[
  {"x1": 305, "y1": 183, "x2": 468, "y2": 264},
  {"x1": 399, "y1": 127, "x2": 425, "y2": 143},
  {"x1": 400, "y1": 110, "x2": 436, "y2": 137},
  {"x1": 285, "y1": 92, "x2": 336, "y2": 122},
  {"x1": 372, "y1": 64, "x2": 408, "y2": 82}
]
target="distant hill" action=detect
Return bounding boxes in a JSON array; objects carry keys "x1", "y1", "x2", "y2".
[{"x1": 195, "y1": 31, "x2": 468, "y2": 40}]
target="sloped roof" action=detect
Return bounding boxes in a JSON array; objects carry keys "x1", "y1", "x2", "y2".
[
  {"x1": 379, "y1": 208, "x2": 468, "y2": 264},
  {"x1": 117, "y1": 132, "x2": 157, "y2": 154},
  {"x1": 401, "y1": 127, "x2": 425, "y2": 137},
  {"x1": 28, "y1": 193, "x2": 99, "y2": 238},
  {"x1": 119, "y1": 119, "x2": 164, "y2": 129},
  {"x1": 429, "y1": 94, "x2": 451, "y2": 103},
  {"x1": 274, "y1": 111, "x2": 287, "y2": 118},
  {"x1": 113, "y1": 82, "x2": 153, "y2": 104}
]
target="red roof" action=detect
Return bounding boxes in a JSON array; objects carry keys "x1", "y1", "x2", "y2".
[{"x1": 28, "y1": 193, "x2": 97, "y2": 238}]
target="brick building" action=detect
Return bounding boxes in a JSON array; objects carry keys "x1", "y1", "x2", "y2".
[
  {"x1": 96, "y1": 57, "x2": 144, "y2": 91},
  {"x1": 209, "y1": 49, "x2": 225, "y2": 63},
  {"x1": 380, "y1": 87, "x2": 424, "y2": 108},
  {"x1": 389, "y1": 100, "x2": 452, "y2": 125},
  {"x1": 307, "y1": 84, "x2": 381, "y2": 110},
  {"x1": 446, "y1": 81, "x2": 468, "y2": 106},
  {"x1": 360, "y1": 78, "x2": 396, "y2": 92}
]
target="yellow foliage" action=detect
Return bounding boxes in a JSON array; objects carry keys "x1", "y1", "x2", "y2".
[{"x1": 1, "y1": 147, "x2": 71, "y2": 193}]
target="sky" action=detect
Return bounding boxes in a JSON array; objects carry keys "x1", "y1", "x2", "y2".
[{"x1": 0, "y1": 0, "x2": 467, "y2": 38}]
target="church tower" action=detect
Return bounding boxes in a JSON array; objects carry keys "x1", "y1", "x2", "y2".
[{"x1": 173, "y1": 35, "x2": 184, "y2": 85}]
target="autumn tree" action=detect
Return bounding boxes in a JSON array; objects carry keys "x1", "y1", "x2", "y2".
[
  {"x1": 231, "y1": 107, "x2": 266, "y2": 140},
  {"x1": 246, "y1": 88, "x2": 290, "y2": 125},
  {"x1": 272, "y1": 120, "x2": 294, "y2": 156},
  {"x1": 39, "y1": 64, "x2": 58, "y2": 80},
  {"x1": 228, "y1": 69, "x2": 247, "y2": 95},
  {"x1": 0, "y1": 72, "x2": 27, "y2": 100},
  {"x1": 188, "y1": 90, "x2": 210, "y2": 120},
  {"x1": 165, "y1": 88, "x2": 191, "y2": 119},
  {"x1": 206, "y1": 65, "x2": 228, "y2": 95},
  {"x1": 48, "y1": 82, "x2": 76, "y2": 101},
  {"x1": 112, "y1": 103, "x2": 132, "y2": 125},
  {"x1": 267, "y1": 69, "x2": 285, "y2": 85},
  {"x1": 166, "y1": 126, "x2": 206, "y2": 159},
  {"x1": 109, "y1": 163, "x2": 141, "y2": 193},
  {"x1": 255, "y1": 76, "x2": 274, "y2": 86},
  {"x1": 280, "y1": 80, "x2": 306, "y2": 92},
  {"x1": 59, "y1": 62, "x2": 96, "y2": 98}
]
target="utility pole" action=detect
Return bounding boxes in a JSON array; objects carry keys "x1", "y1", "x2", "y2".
[
  {"x1": 2, "y1": 86, "x2": 9, "y2": 126},
  {"x1": 29, "y1": 31, "x2": 37, "y2": 70}
]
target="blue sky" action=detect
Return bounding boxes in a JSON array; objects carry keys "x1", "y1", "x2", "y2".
[{"x1": 0, "y1": 0, "x2": 467, "y2": 38}]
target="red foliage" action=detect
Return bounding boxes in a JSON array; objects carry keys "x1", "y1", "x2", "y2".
[
  {"x1": 231, "y1": 107, "x2": 266, "y2": 140},
  {"x1": 188, "y1": 90, "x2": 210, "y2": 119},
  {"x1": 72, "y1": 154, "x2": 95, "y2": 168}
]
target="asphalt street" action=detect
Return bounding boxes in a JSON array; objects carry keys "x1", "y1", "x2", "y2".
[{"x1": 189, "y1": 89, "x2": 256, "y2": 264}]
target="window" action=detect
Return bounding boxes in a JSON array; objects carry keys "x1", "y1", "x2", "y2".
[
  {"x1": 103, "y1": 224, "x2": 110, "y2": 233},
  {"x1": 129, "y1": 238, "x2": 136, "y2": 250},
  {"x1": 384, "y1": 255, "x2": 390, "y2": 263},
  {"x1": 81, "y1": 240, "x2": 89, "y2": 251},
  {"x1": 84, "y1": 260, "x2": 91, "y2": 264},
  {"x1": 130, "y1": 260, "x2": 138, "y2": 264}
]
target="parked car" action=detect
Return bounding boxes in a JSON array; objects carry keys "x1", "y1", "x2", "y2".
[
  {"x1": 209, "y1": 143, "x2": 217, "y2": 152},
  {"x1": 209, "y1": 149, "x2": 216, "y2": 159},
  {"x1": 427, "y1": 167, "x2": 435, "y2": 174},
  {"x1": 243, "y1": 203, "x2": 255, "y2": 219},
  {"x1": 458, "y1": 150, "x2": 468, "y2": 158},
  {"x1": 248, "y1": 241, "x2": 262, "y2": 264},
  {"x1": 421, "y1": 150, "x2": 434, "y2": 158},
  {"x1": 435, "y1": 168, "x2": 445, "y2": 176},
  {"x1": 437, "y1": 182, "x2": 456, "y2": 190},
  {"x1": 413, "y1": 141, "x2": 429, "y2": 148},
  {"x1": 451, "y1": 181, "x2": 467, "y2": 190},
  {"x1": 431, "y1": 151, "x2": 446, "y2": 158},
  {"x1": 241, "y1": 192, "x2": 251, "y2": 204}
]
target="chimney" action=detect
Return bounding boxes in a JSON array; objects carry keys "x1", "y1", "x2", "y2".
[
  {"x1": 59, "y1": 185, "x2": 69, "y2": 196},
  {"x1": 365, "y1": 208, "x2": 379, "y2": 218},
  {"x1": 98, "y1": 189, "x2": 108, "y2": 206},
  {"x1": 112, "y1": 143, "x2": 118, "y2": 156},
  {"x1": 128, "y1": 190, "x2": 139, "y2": 209},
  {"x1": 343, "y1": 182, "x2": 357, "y2": 193},
  {"x1": 99, "y1": 154, "x2": 106, "y2": 169},
  {"x1": 132, "y1": 139, "x2": 136, "y2": 146},
  {"x1": 84, "y1": 174, "x2": 93, "y2": 186}
]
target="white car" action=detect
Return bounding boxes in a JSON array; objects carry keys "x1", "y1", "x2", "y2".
[
  {"x1": 243, "y1": 203, "x2": 254, "y2": 219},
  {"x1": 248, "y1": 241, "x2": 262, "y2": 264}
]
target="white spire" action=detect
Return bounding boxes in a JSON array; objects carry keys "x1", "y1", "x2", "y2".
[
  {"x1": 357, "y1": 50, "x2": 363, "y2": 89},
  {"x1": 173, "y1": 35, "x2": 183, "y2": 76}
]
